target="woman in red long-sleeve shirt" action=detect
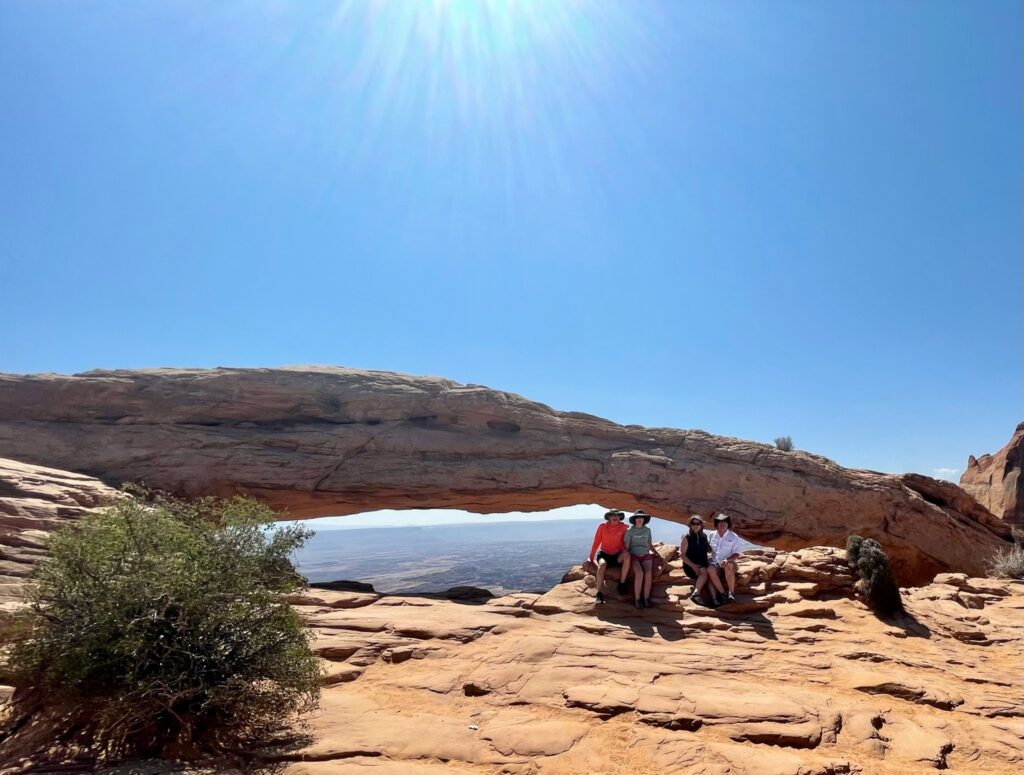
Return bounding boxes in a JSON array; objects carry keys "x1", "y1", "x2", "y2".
[{"x1": 588, "y1": 509, "x2": 627, "y2": 604}]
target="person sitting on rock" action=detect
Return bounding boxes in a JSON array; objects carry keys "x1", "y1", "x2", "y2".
[
  {"x1": 707, "y1": 513, "x2": 744, "y2": 604},
  {"x1": 588, "y1": 509, "x2": 628, "y2": 604},
  {"x1": 622, "y1": 510, "x2": 656, "y2": 609},
  {"x1": 680, "y1": 514, "x2": 714, "y2": 606}
]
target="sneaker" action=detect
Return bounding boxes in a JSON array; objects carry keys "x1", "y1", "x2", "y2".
[
  {"x1": 689, "y1": 590, "x2": 702, "y2": 605},
  {"x1": 634, "y1": 599, "x2": 643, "y2": 609},
  {"x1": 645, "y1": 598, "x2": 655, "y2": 609},
  {"x1": 595, "y1": 592, "x2": 605, "y2": 604},
  {"x1": 726, "y1": 592, "x2": 736, "y2": 603}
]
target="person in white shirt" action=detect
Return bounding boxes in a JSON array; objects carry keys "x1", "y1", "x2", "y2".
[{"x1": 707, "y1": 513, "x2": 744, "y2": 604}]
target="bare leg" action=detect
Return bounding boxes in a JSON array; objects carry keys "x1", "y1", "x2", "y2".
[
  {"x1": 643, "y1": 561, "x2": 654, "y2": 601},
  {"x1": 620, "y1": 555, "x2": 632, "y2": 590},
  {"x1": 633, "y1": 562, "x2": 643, "y2": 602},
  {"x1": 708, "y1": 565, "x2": 726, "y2": 595},
  {"x1": 595, "y1": 559, "x2": 608, "y2": 590},
  {"x1": 724, "y1": 562, "x2": 737, "y2": 594},
  {"x1": 694, "y1": 567, "x2": 708, "y2": 593}
]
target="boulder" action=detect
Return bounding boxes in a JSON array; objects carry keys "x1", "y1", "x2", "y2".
[{"x1": 564, "y1": 545, "x2": 857, "y2": 612}]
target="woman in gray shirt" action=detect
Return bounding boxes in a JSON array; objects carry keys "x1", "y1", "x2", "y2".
[{"x1": 621, "y1": 510, "x2": 656, "y2": 608}]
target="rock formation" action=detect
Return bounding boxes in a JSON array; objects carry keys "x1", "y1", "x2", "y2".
[
  {"x1": 0, "y1": 458, "x2": 119, "y2": 604},
  {"x1": 961, "y1": 423, "x2": 1023, "y2": 527},
  {"x1": 5, "y1": 544, "x2": 1021, "y2": 773},
  {"x1": 286, "y1": 562, "x2": 1024, "y2": 775},
  {"x1": 0, "y1": 462, "x2": 1021, "y2": 774},
  {"x1": 0, "y1": 367, "x2": 1012, "y2": 583}
]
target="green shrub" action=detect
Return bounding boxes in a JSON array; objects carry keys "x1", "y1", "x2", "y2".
[
  {"x1": 845, "y1": 535, "x2": 864, "y2": 568},
  {"x1": 845, "y1": 535, "x2": 903, "y2": 615},
  {"x1": 774, "y1": 436, "x2": 794, "y2": 452},
  {"x1": 988, "y1": 544, "x2": 1024, "y2": 580},
  {"x1": 3, "y1": 493, "x2": 321, "y2": 760}
]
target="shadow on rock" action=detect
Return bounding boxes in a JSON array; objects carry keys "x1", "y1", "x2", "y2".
[
  {"x1": 882, "y1": 609, "x2": 932, "y2": 639},
  {"x1": 593, "y1": 604, "x2": 688, "y2": 640}
]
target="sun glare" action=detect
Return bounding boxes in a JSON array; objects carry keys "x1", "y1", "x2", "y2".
[{"x1": 327, "y1": 0, "x2": 655, "y2": 156}]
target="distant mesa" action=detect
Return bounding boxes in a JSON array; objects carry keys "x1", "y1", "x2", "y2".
[
  {"x1": 311, "y1": 579, "x2": 377, "y2": 594},
  {"x1": 0, "y1": 367, "x2": 1014, "y2": 584},
  {"x1": 434, "y1": 586, "x2": 495, "y2": 601},
  {"x1": 961, "y1": 422, "x2": 1023, "y2": 527}
]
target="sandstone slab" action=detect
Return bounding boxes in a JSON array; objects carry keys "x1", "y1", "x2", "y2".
[
  {"x1": 0, "y1": 457, "x2": 121, "y2": 601},
  {"x1": 3, "y1": 544, "x2": 1021, "y2": 773}
]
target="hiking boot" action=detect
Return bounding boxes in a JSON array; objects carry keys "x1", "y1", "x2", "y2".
[
  {"x1": 595, "y1": 592, "x2": 606, "y2": 604},
  {"x1": 689, "y1": 590, "x2": 702, "y2": 605},
  {"x1": 726, "y1": 592, "x2": 736, "y2": 603},
  {"x1": 634, "y1": 599, "x2": 643, "y2": 609}
]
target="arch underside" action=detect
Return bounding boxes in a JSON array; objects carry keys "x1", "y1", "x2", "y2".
[{"x1": 0, "y1": 367, "x2": 1010, "y2": 584}]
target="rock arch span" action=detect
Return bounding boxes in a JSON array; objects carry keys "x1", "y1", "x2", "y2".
[{"x1": 0, "y1": 367, "x2": 1010, "y2": 583}]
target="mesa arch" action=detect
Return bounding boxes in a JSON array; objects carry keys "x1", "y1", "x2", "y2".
[{"x1": 0, "y1": 366, "x2": 1011, "y2": 584}]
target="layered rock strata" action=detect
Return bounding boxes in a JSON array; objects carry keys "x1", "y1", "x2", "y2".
[
  {"x1": 265, "y1": 550, "x2": 1024, "y2": 774},
  {"x1": 0, "y1": 368, "x2": 1012, "y2": 583},
  {"x1": 0, "y1": 458, "x2": 119, "y2": 603}
]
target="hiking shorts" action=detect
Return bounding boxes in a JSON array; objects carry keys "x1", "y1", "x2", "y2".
[
  {"x1": 630, "y1": 554, "x2": 654, "y2": 570},
  {"x1": 595, "y1": 551, "x2": 621, "y2": 567},
  {"x1": 683, "y1": 564, "x2": 707, "y2": 580}
]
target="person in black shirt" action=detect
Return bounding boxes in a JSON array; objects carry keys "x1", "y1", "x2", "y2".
[{"x1": 680, "y1": 514, "x2": 715, "y2": 606}]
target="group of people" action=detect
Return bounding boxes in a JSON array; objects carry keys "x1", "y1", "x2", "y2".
[{"x1": 587, "y1": 509, "x2": 744, "y2": 609}]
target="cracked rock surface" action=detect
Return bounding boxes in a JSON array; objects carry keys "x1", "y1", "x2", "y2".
[{"x1": 250, "y1": 548, "x2": 1023, "y2": 775}]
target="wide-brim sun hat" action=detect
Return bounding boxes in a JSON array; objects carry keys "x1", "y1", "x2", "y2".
[
  {"x1": 629, "y1": 509, "x2": 651, "y2": 525},
  {"x1": 714, "y1": 513, "x2": 731, "y2": 524},
  {"x1": 604, "y1": 509, "x2": 625, "y2": 521}
]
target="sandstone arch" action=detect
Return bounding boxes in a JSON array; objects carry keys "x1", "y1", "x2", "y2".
[{"x1": 0, "y1": 367, "x2": 1010, "y2": 583}]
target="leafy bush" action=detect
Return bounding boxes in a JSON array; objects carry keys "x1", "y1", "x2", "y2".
[
  {"x1": 988, "y1": 544, "x2": 1024, "y2": 580},
  {"x1": 774, "y1": 436, "x2": 794, "y2": 452},
  {"x1": 846, "y1": 534, "x2": 865, "y2": 568},
  {"x1": 845, "y1": 535, "x2": 903, "y2": 615},
  {"x1": 3, "y1": 493, "x2": 321, "y2": 761}
]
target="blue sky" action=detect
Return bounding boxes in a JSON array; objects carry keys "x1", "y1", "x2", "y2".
[{"x1": 2, "y1": 1, "x2": 1021, "y2": 489}]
